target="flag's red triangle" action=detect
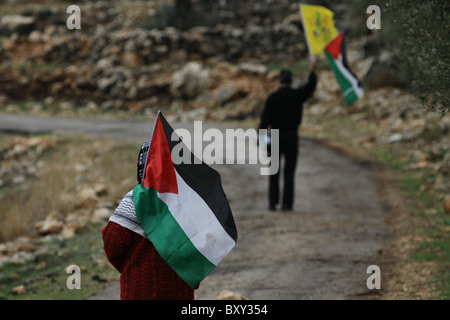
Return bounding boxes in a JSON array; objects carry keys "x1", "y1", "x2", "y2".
[
  {"x1": 142, "y1": 114, "x2": 178, "y2": 194},
  {"x1": 325, "y1": 32, "x2": 344, "y2": 60}
]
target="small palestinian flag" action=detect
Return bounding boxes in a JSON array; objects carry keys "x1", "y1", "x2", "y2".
[
  {"x1": 132, "y1": 111, "x2": 238, "y2": 288},
  {"x1": 324, "y1": 32, "x2": 364, "y2": 105}
]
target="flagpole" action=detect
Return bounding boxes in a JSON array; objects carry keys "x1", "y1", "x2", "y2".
[
  {"x1": 150, "y1": 109, "x2": 161, "y2": 143},
  {"x1": 298, "y1": 2, "x2": 315, "y2": 61}
]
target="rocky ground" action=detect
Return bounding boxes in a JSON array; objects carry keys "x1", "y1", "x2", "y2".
[
  {"x1": 0, "y1": 0, "x2": 303, "y2": 114},
  {"x1": 0, "y1": 133, "x2": 129, "y2": 265}
]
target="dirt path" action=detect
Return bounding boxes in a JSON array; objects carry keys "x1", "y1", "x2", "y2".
[
  {"x1": 1, "y1": 113, "x2": 391, "y2": 300},
  {"x1": 194, "y1": 139, "x2": 388, "y2": 300}
]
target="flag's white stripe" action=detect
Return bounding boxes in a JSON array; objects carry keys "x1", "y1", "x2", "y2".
[
  {"x1": 157, "y1": 171, "x2": 236, "y2": 266},
  {"x1": 336, "y1": 54, "x2": 364, "y2": 99}
]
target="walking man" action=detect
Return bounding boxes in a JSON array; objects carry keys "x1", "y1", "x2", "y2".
[{"x1": 259, "y1": 59, "x2": 317, "y2": 211}]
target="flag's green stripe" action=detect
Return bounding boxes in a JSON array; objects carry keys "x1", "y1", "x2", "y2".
[
  {"x1": 324, "y1": 51, "x2": 358, "y2": 105},
  {"x1": 343, "y1": 88, "x2": 358, "y2": 105},
  {"x1": 132, "y1": 184, "x2": 215, "y2": 288}
]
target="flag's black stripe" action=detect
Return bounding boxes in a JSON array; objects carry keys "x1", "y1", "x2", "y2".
[
  {"x1": 159, "y1": 113, "x2": 238, "y2": 243},
  {"x1": 340, "y1": 33, "x2": 362, "y2": 88}
]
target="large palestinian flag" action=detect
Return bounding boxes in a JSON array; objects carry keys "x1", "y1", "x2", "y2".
[
  {"x1": 131, "y1": 111, "x2": 238, "y2": 288},
  {"x1": 324, "y1": 32, "x2": 364, "y2": 105}
]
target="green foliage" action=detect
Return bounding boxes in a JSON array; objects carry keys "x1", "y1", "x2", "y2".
[
  {"x1": 384, "y1": 0, "x2": 449, "y2": 113},
  {"x1": 331, "y1": 0, "x2": 449, "y2": 113}
]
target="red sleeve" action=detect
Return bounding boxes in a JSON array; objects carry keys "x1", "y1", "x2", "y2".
[{"x1": 102, "y1": 221, "x2": 132, "y2": 273}]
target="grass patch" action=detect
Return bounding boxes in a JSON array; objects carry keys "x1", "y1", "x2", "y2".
[
  {"x1": 405, "y1": 175, "x2": 450, "y2": 299},
  {"x1": 399, "y1": 174, "x2": 436, "y2": 209},
  {"x1": 411, "y1": 239, "x2": 450, "y2": 262},
  {"x1": 0, "y1": 133, "x2": 141, "y2": 299},
  {"x1": 410, "y1": 234, "x2": 450, "y2": 300},
  {"x1": 0, "y1": 222, "x2": 119, "y2": 300},
  {"x1": 0, "y1": 133, "x2": 139, "y2": 241}
]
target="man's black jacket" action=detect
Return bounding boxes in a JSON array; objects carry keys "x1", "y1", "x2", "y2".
[{"x1": 259, "y1": 71, "x2": 317, "y2": 132}]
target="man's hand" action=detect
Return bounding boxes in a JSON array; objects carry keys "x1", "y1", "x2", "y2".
[{"x1": 309, "y1": 58, "x2": 317, "y2": 72}]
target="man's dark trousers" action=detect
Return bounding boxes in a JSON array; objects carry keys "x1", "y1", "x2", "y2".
[{"x1": 269, "y1": 130, "x2": 298, "y2": 210}]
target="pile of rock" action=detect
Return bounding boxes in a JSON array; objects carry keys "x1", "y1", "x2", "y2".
[
  {"x1": 0, "y1": 236, "x2": 41, "y2": 267},
  {"x1": 0, "y1": 0, "x2": 305, "y2": 63},
  {"x1": 0, "y1": 136, "x2": 59, "y2": 188},
  {"x1": 0, "y1": 136, "x2": 118, "y2": 267},
  {"x1": 0, "y1": 183, "x2": 113, "y2": 268},
  {"x1": 0, "y1": 0, "x2": 305, "y2": 110},
  {"x1": 34, "y1": 183, "x2": 112, "y2": 240}
]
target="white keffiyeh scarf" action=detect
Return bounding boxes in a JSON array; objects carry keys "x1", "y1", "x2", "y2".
[{"x1": 109, "y1": 189, "x2": 148, "y2": 239}]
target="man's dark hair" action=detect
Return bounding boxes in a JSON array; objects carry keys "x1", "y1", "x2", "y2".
[{"x1": 279, "y1": 69, "x2": 292, "y2": 85}]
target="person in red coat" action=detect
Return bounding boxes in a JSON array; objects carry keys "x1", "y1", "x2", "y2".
[
  {"x1": 102, "y1": 220, "x2": 195, "y2": 300},
  {"x1": 102, "y1": 141, "x2": 195, "y2": 300}
]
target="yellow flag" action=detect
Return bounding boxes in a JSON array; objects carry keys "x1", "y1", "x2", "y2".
[{"x1": 299, "y1": 4, "x2": 339, "y2": 56}]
